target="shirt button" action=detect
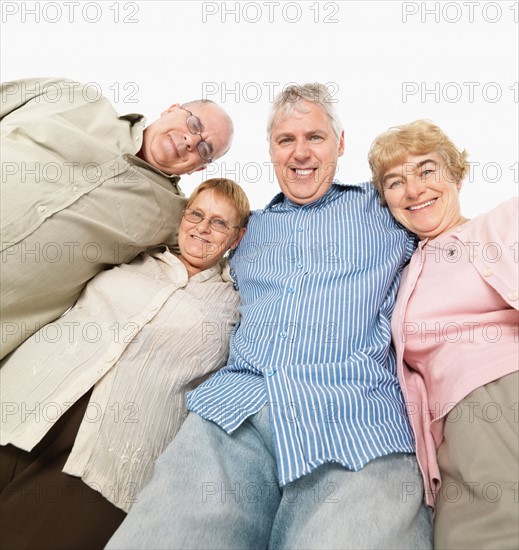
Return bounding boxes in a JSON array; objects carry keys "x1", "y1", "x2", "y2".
[
  {"x1": 455, "y1": 226, "x2": 463, "y2": 233},
  {"x1": 279, "y1": 332, "x2": 287, "y2": 340},
  {"x1": 72, "y1": 185, "x2": 79, "y2": 193},
  {"x1": 103, "y1": 354, "x2": 115, "y2": 363},
  {"x1": 37, "y1": 204, "x2": 46, "y2": 214},
  {"x1": 265, "y1": 368, "x2": 277, "y2": 377},
  {"x1": 288, "y1": 286, "x2": 295, "y2": 294},
  {"x1": 508, "y1": 291, "x2": 518, "y2": 301},
  {"x1": 483, "y1": 268, "x2": 493, "y2": 277},
  {"x1": 297, "y1": 263, "x2": 303, "y2": 269},
  {"x1": 297, "y1": 226, "x2": 303, "y2": 232},
  {"x1": 149, "y1": 305, "x2": 159, "y2": 312}
]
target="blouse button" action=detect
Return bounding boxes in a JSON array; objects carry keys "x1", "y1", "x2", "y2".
[{"x1": 508, "y1": 291, "x2": 518, "y2": 301}]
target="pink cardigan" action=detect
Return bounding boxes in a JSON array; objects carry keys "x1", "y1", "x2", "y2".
[{"x1": 391, "y1": 197, "x2": 519, "y2": 507}]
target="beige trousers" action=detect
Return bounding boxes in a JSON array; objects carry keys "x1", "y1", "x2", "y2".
[{"x1": 435, "y1": 371, "x2": 519, "y2": 549}]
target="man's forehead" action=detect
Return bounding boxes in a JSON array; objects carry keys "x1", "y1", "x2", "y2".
[{"x1": 191, "y1": 102, "x2": 222, "y2": 119}]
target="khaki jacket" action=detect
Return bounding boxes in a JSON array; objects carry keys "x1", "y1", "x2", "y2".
[{"x1": 0, "y1": 78, "x2": 187, "y2": 358}]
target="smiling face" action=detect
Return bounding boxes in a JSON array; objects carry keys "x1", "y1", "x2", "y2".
[
  {"x1": 178, "y1": 188, "x2": 245, "y2": 277},
  {"x1": 382, "y1": 152, "x2": 464, "y2": 240},
  {"x1": 269, "y1": 100, "x2": 344, "y2": 205},
  {"x1": 139, "y1": 102, "x2": 233, "y2": 175}
]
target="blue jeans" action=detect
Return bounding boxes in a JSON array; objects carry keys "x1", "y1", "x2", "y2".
[{"x1": 107, "y1": 406, "x2": 432, "y2": 549}]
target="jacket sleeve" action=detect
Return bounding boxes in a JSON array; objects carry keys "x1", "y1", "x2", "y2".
[{"x1": 0, "y1": 77, "x2": 90, "y2": 119}]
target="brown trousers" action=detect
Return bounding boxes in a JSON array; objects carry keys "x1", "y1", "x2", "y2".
[{"x1": 0, "y1": 390, "x2": 126, "y2": 550}]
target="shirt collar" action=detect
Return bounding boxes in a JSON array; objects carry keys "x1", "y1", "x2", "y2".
[
  {"x1": 261, "y1": 180, "x2": 365, "y2": 212},
  {"x1": 418, "y1": 219, "x2": 472, "y2": 249},
  {"x1": 118, "y1": 113, "x2": 145, "y2": 124},
  {"x1": 152, "y1": 247, "x2": 227, "y2": 282},
  {"x1": 124, "y1": 154, "x2": 182, "y2": 184}
]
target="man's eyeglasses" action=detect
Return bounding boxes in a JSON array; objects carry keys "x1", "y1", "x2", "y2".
[
  {"x1": 183, "y1": 208, "x2": 239, "y2": 233},
  {"x1": 179, "y1": 106, "x2": 214, "y2": 163}
]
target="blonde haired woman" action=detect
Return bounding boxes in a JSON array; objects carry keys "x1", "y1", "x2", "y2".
[{"x1": 369, "y1": 121, "x2": 518, "y2": 549}]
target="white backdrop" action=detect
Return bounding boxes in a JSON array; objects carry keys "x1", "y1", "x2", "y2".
[{"x1": 2, "y1": 0, "x2": 518, "y2": 215}]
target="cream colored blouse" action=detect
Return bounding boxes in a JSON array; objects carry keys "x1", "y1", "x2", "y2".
[{"x1": 0, "y1": 248, "x2": 240, "y2": 511}]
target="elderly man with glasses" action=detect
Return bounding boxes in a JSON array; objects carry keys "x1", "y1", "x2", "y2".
[{"x1": 0, "y1": 77, "x2": 234, "y2": 358}]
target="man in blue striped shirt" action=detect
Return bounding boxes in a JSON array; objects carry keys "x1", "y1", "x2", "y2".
[{"x1": 108, "y1": 84, "x2": 432, "y2": 549}]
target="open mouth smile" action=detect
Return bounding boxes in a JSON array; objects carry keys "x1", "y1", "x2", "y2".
[
  {"x1": 190, "y1": 235, "x2": 210, "y2": 243},
  {"x1": 293, "y1": 168, "x2": 314, "y2": 176},
  {"x1": 407, "y1": 198, "x2": 437, "y2": 211}
]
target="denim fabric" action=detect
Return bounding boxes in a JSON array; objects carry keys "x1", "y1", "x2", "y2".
[{"x1": 107, "y1": 406, "x2": 432, "y2": 550}]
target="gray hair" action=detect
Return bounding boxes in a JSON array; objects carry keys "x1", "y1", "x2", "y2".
[{"x1": 267, "y1": 83, "x2": 343, "y2": 142}]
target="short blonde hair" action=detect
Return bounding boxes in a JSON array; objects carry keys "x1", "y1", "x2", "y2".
[
  {"x1": 368, "y1": 120, "x2": 469, "y2": 205},
  {"x1": 187, "y1": 178, "x2": 250, "y2": 227}
]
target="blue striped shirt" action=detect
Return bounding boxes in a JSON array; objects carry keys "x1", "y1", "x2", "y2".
[{"x1": 187, "y1": 182, "x2": 417, "y2": 485}]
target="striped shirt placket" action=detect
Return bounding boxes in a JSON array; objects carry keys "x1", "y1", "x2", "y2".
[{"x1": 268, "y1": 204, "x2": 312, "y2": 482}]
